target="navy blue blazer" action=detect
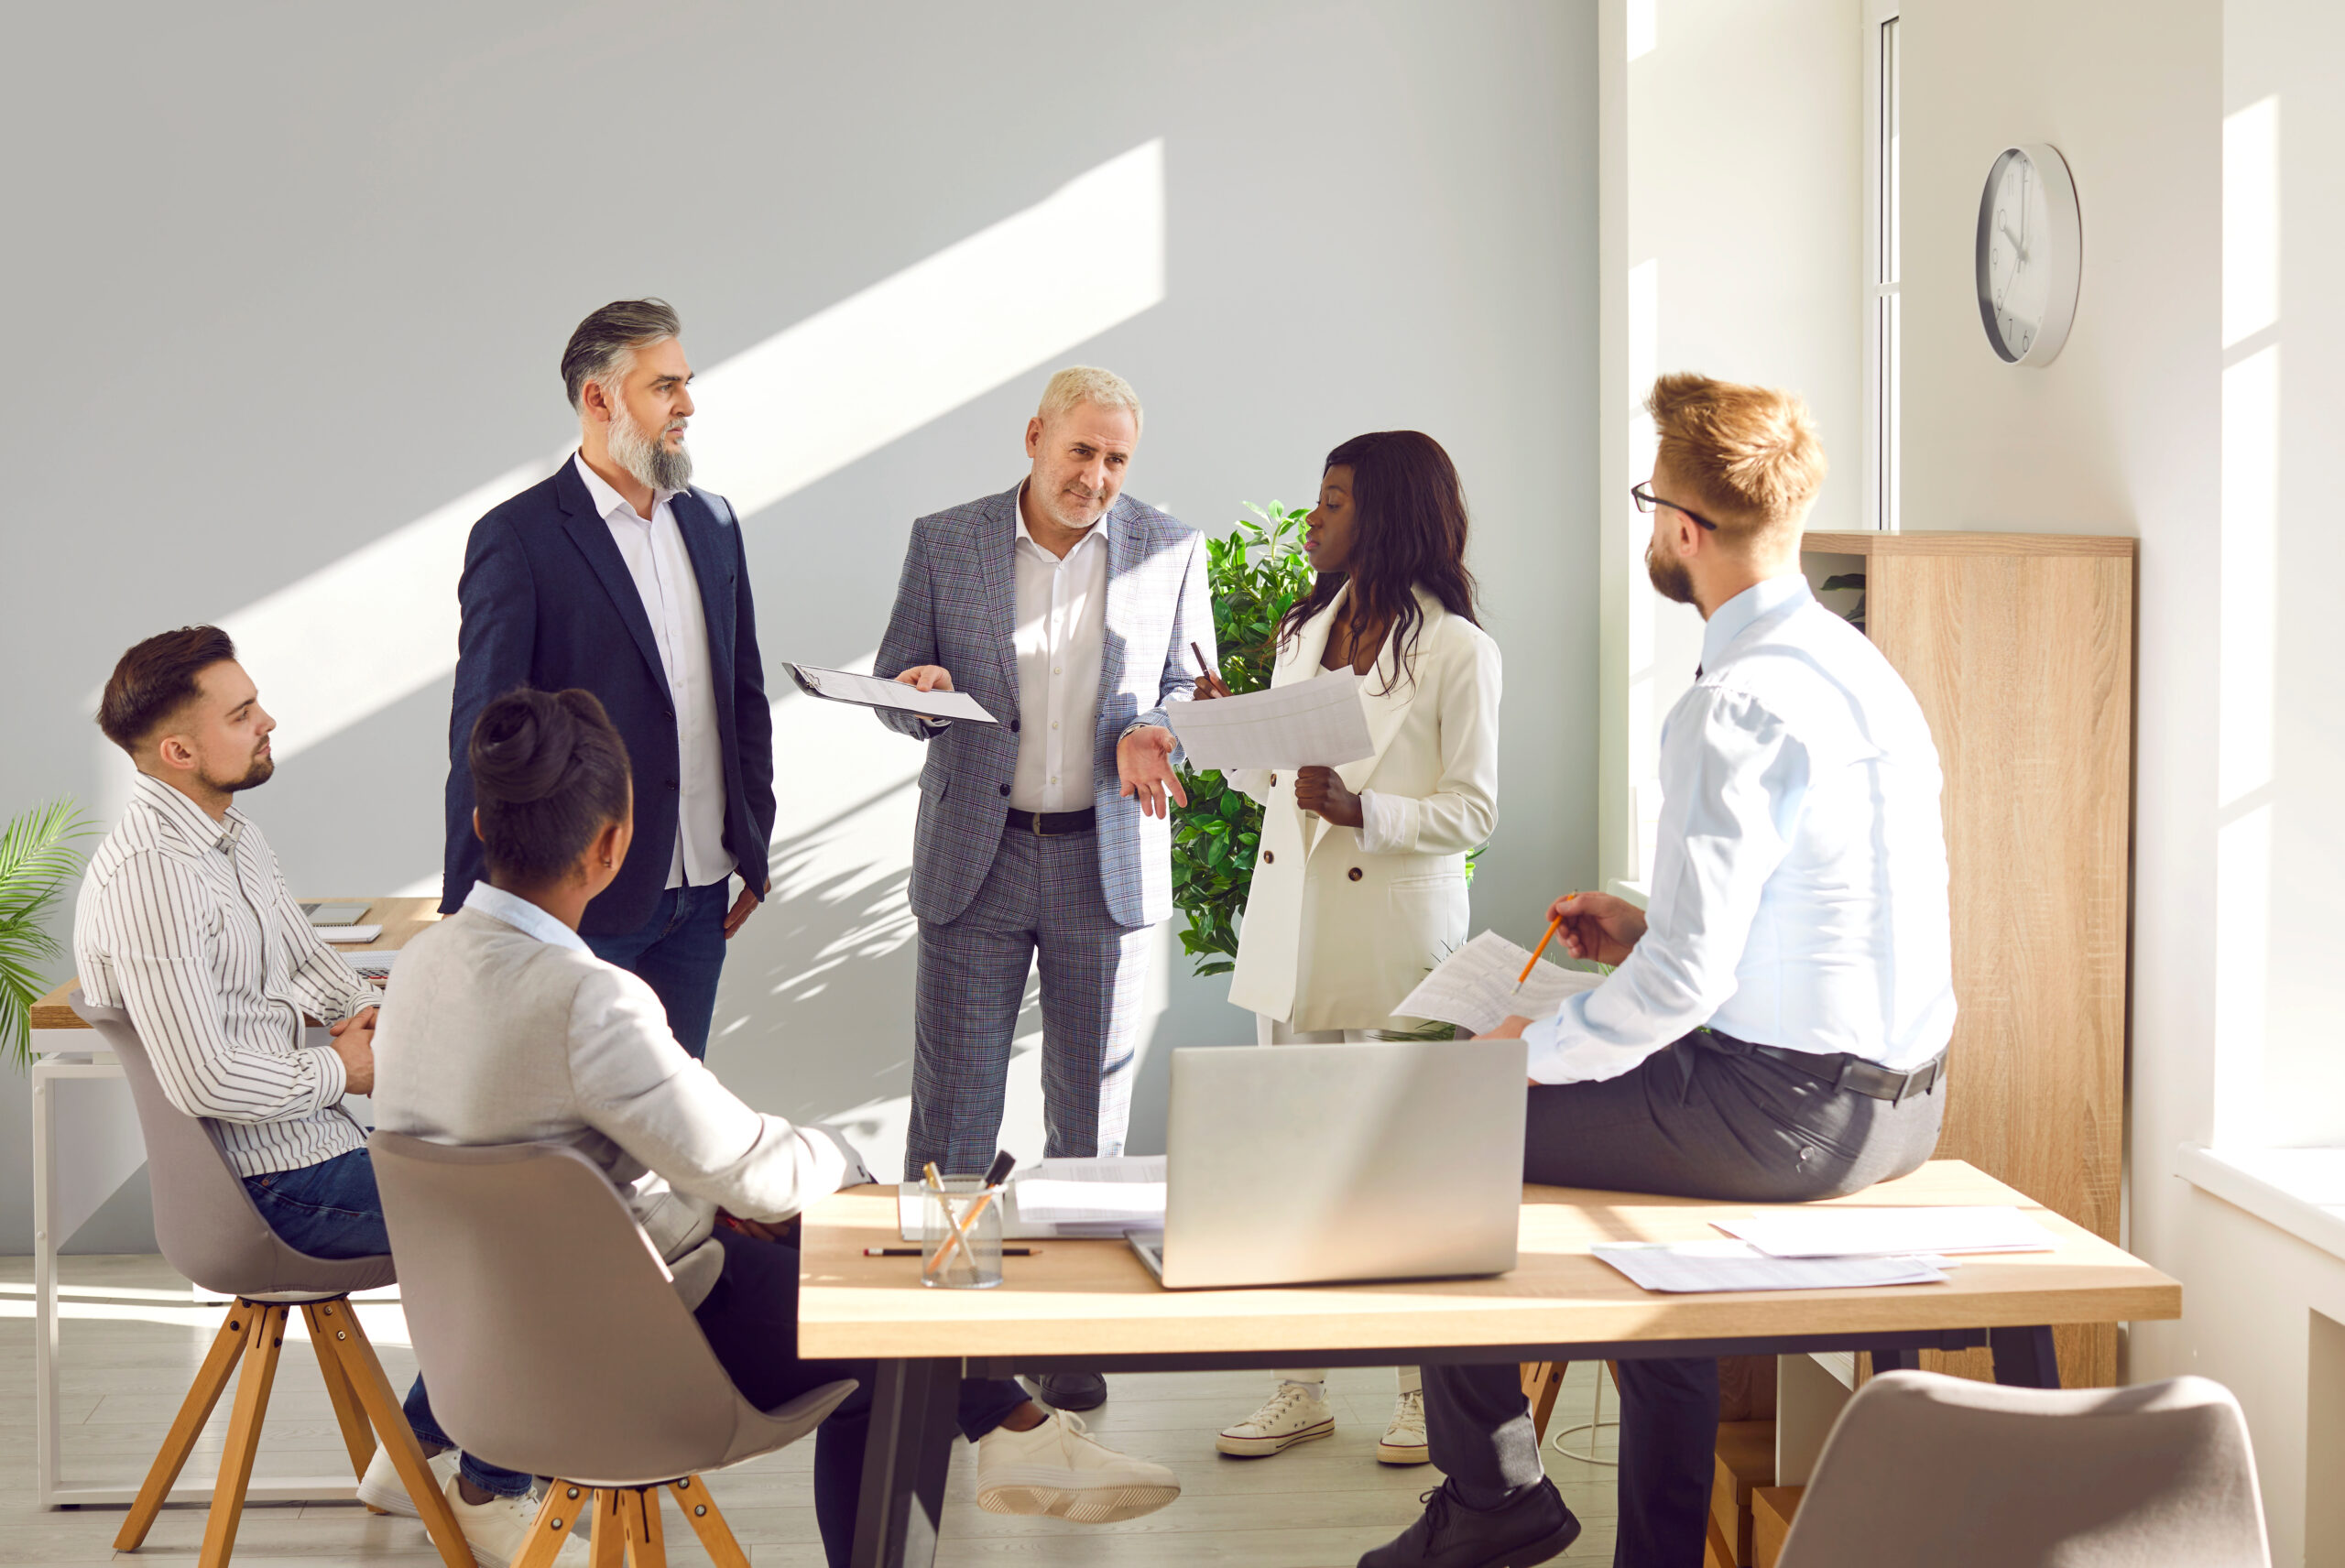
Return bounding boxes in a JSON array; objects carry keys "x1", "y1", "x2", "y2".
[{"x1": 440, "y1": 458, "x2": 775, "y2": 937}]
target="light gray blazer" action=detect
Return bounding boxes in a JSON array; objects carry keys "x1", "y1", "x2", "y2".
[
  {"x1": 874, "y1": 485, "x2": 1214, "y2": 928},
  {"x1": 371, "y1": 906, "x2": 854, "y2": 1306}
]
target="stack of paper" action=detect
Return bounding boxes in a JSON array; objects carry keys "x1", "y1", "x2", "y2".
[
  {"x1": 1392, "y1": 931, "x2": 1606, "y2": 1036},
  {"x1": 1713, "y1": 1205, "x2": 2056, "y2": 1258},
  {"x1": 1593, "y1": 1241, "x2": 1948, "y2": 1293},
  {"x1": 895, "y1": 1156, "x2": 1169, "y2": 1241}
]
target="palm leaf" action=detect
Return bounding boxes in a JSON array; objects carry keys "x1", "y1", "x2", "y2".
[{"x1": 0, "y1": 798, "x2": 94, "y2": 1070}]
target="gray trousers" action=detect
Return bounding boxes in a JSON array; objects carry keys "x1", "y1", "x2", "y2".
[
  {"x1": 904, "y1": 825, "x2": 1151, "y2": 1179},
  {"x1": 1423, "y1": 1029, "x2": 1946, "y2": 1568}
]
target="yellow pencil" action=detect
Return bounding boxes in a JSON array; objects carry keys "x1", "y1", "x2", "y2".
[{"x1": 1515, "y1": 898, "x2": 1580, "y2": 992}]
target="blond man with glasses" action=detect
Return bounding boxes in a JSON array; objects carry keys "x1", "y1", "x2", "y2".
[{"x1": 1358, "y1": 376, "x2": 1955, "y2": 1568}]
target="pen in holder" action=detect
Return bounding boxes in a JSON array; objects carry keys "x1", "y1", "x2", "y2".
[{"x1": 920, "y1": 1177, "x2": 1005, "y2": 1289}]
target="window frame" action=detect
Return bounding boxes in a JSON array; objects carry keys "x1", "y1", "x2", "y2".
[{"x1": 1860, "y1": 1, "x2": 1902, "y2": 531}]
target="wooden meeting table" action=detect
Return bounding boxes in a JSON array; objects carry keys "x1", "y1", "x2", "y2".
[{"x1": 798, "y1": 1159, "x2": 2181, "y2": 1568}]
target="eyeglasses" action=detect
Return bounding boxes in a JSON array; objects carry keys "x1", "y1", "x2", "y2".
[{"x1": 1631, "y1": 481, "x2": 1720, "y2": 532}]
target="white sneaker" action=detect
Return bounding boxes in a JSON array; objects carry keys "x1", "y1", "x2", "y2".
[
  {"x1": 1217, "y1": 1380, "x2": 1336, "y2": 1457},
  {"x1": 355, "y1": 1443, "x2": 459, "y2": 1518},
  {"x1": 1376, "y1": 1388, "x2": 1431, "y2": 1465},
  {"x1": 429, "y1": 1476, "x2": 588, "y2": 1568},
  {"x1": 975, "y1": 1410, "x2": 1183, "y2": 1523}
]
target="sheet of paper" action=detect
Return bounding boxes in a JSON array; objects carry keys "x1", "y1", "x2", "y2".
[
  {"x1": 1166, "y1": 672, "x2": 1375, "y2": 771},
  {"x1": 784, "y1": 662, "x2": 998, "y2": 724},
  {"x1": 1391, "y1": 930, "x2": 1607, "y2": 1035},
  {"x1": 1713, "y1": 1204, "x2": 2057, "y2": 1258},
  {"x1": 1592, "y1": 1240, "x2": 1948, "y2": 1293}
]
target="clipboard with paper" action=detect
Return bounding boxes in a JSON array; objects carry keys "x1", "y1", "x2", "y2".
[{"x1": 783, "y1": 662, "x2": 998, "y2": 724}]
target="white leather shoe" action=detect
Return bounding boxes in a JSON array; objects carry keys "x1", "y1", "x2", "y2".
[
  {"x1": 975, "y1": 1410, "x2": 1183, "y2": 1523},
  {"x1": 355, "y1": 1443, "x2": 459, "y2": 1518},
  {"x1": 1216, "y1": 1380, "x2": 1336, "y2": 1457},
  {"x1": 430, "y1": 1477, "x2": 587, "y2": 1568},
  {"x1": 1376, "y1": 1388, "x2": 1431, "y2": 1465}
]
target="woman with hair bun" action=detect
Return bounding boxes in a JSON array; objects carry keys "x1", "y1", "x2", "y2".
[
  {"x1": 374, "y1": 688, "x2": 1181, "y2": 1566},
  {"x1": 1196, "y1": 431, "x2": 1502, "y2": 1472}
]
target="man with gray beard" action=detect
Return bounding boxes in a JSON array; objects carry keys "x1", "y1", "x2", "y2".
[{"x1": 441, "y1": 299, "x2": 775, "y2": 1059}]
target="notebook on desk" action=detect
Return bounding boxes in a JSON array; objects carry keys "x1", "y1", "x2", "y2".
[{"x1": 1128, "y1": 1039, "x2": 1527, "y2": 1290}]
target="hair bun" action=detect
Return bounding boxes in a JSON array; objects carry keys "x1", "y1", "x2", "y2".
[{"x1": 470, "y1": 690, "x2": 580, "y2": 805}]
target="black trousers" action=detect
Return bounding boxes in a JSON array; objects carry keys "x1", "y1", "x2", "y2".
[
  {"x1": 691, "y1": 1228, "x2": 1031, "y2": 1568},
  {"x1": 1422, "y1": 1029, "x2": 1946, "y2": 1568}
]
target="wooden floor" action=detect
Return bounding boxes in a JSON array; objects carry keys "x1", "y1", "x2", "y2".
[{"x1": 2, "y1": 1256, "x2": 1623, "y2": 1566}]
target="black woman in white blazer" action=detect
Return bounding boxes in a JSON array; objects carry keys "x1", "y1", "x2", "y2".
[{"x1": 1197, "y1": 431, "x2": 1501, "y2": 1468}]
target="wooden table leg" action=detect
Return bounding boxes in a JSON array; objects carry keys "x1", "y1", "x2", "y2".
[
  {"x1": 115, "y1": 1303, "x2": 253, "y2": 1550},
  {"x1": 667, "y1": 1476, "x2": 749, "y2": 1568},
  {"x1": 850, "y1": 1357, "x2": 960, "y2": 1568},
  {"x1": 313, "y1": 1299, "x2": 474, "y2": 1568},
  {"x1": 1989, "y1": 1325, "x2": 2061, "y2": 1388},
  {"x1": 300, "y1": 1300, "x2": 376, "y2": 1483},
  {"x1": 199, "y1": 1301, "x2": 289, "y2": 1568}
]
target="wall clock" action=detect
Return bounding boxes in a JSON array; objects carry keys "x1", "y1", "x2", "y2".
[{"x1": 1975, "y1": 143, "x2": 2081, "y2": 366}]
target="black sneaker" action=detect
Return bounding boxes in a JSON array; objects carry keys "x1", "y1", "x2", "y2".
[
  {"x1": 1031, "y1": 1371, "x2": 1108, "y2": 1412},
  {"x1": 1358, "y1": 1477, "x2": 1582, "y2": 1568}
]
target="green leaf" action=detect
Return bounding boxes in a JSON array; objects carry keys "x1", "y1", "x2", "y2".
[{"x1": 0, "y1": 798, "x2": 94, "y2": 1071}]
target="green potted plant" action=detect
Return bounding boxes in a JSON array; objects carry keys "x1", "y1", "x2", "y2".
[
  {"x1": 1169, "y1": 505, "x2": 1314, "y2": 977},
  {"x1": 0, "y1": 799, "x2": 93, "y2": 1069}
]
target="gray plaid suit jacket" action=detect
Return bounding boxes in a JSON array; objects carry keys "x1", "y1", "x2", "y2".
[{"x1": 876, "y1": 484, "x2": 1215, "y2": 929}]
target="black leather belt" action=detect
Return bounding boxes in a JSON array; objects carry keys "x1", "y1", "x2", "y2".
[
  {"x1": 1007, "y1": 806, "x2": 1096, "y2": 837},
  {"x1": 1718, "y1": 1032, "x2": 1947, "y2": 1105}
]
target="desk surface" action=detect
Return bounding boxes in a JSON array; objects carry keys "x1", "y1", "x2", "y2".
[
  {"x1": 30, "y1": 896, "x2": 440, "y2": 1031},
  {"x1": 798, "y1": 1160, "x2": 2179, "y2": 1362}
]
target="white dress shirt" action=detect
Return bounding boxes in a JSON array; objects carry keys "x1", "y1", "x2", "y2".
[
  {"x1": 1525, "y1": 574, "x2": 1956, "y2": 1084},
  {"x1": 1008, "y1": 483, "x2": 1110, "y2": 812},
  {"x1": 72, "y1": 774, "x2": 380, "y2": 1177},
  {"x1": 573, "y1": 453, "x2": 735, "y2": 889}
]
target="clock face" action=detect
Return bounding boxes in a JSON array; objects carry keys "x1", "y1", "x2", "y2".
[
  {"x1": 1983, "y1": 149, "x2": 2048, "y2": 358},
  {"x1": 1975, "y1": 143, "x2": 2081, "y2": 366}
]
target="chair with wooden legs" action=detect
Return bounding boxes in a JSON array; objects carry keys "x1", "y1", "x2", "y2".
[
  {"x1": 368, "y1": 1133, "x2": 857, "y2": 1568},
  {"x1": 68, "y1": 996, "x2": 470, "y2": 1568}
]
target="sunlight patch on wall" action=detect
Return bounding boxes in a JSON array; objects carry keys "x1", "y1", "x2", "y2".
[{"x1": 224, "y1": 140, "x2": 1168, "y2": 763}]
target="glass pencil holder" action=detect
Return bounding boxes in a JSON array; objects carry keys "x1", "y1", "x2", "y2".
[{"x1": 920, "y1": 1177, "x2": 1004, "y2": 1290}]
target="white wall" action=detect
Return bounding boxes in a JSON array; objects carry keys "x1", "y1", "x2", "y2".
[
  {"x1": 1599, "y1": 0, "x2": 1864, "y2": 893},
  {"x1": 0, "y1": 2, "x2": 1601, "y2": 1248},
  {"x1": 1900, "y1": 0, "x2": 2345, "y2": 1560}
]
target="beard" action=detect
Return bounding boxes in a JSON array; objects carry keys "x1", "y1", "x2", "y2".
[
  {"x1": 202, "y1": 751, "x2": 274, "y2": 794},
  {"x1": 1644, "y1": 533, "x2": 1696, "y2": 605},
  {"x1": 608, "y1": 400, "x2": 694, "y2": 494}
]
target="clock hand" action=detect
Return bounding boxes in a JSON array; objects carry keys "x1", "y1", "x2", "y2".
[{"x1": 2000, "y1": 221, "x2": 2029, "y2": 264}]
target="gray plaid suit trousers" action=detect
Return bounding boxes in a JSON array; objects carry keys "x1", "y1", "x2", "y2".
[{"x1": 904, "y1": 823, "x2": 1151, "y2": 1178}]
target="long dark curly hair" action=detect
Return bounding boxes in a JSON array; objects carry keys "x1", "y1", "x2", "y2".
[{"x1": 1276, "y1": 430, "x2": 1480, "y2": 693}]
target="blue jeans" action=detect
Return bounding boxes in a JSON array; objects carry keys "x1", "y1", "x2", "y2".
[
  {"x1": 245, "y1": 1149, "x2": 532, "y2": 1498},
  {"x1": 586, "y1": 880, "x2": 731, "y2": 1059}
]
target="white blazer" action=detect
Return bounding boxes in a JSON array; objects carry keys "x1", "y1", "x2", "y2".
[{"x1": 1226, "y1": 585, "x2": 1502, "y2": 1031}]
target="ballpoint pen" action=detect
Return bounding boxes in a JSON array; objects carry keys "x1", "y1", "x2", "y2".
[{"x1": 1190, "y1": 640, "x2": 1231, "y2": 696}]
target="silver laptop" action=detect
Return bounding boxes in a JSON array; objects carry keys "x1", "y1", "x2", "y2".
[{"x1": 1129, "y1": 1038, "x2": 1527, "y2": 1290}]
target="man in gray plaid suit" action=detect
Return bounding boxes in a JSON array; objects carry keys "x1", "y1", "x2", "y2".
[{"x1": 878, "y1": 365, "x2": 1210, "y2": 1215}]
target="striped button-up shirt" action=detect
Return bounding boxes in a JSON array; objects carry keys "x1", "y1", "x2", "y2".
[{"x1": 72, "y1": 773, "x2": 378, "y2": 1177}]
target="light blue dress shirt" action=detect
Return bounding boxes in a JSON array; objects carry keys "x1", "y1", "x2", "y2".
[
  {"x1": 464, "y1": 879, "x2": 594, "y2": 954},
  {"x1": 1525, "y1": 574, "x2": 1956, "y2": 1084}
]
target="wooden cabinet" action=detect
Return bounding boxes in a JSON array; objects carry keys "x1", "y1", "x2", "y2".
[{"x1": 1803, "y1": 531, "x2": 2136, "y2": 1388}]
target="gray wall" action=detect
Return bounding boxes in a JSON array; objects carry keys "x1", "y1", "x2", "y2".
[{"x1": 0, "y1": 1, "x2": 1599, "y2": 1246}]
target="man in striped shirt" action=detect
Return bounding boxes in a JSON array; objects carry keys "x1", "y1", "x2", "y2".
[{"x1": 74, "y1": 626, "x2": 552, "y2": 1563}]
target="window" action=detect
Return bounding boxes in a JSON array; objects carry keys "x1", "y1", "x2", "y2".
[{"x1": 1862, "y1": 5, "x2": 1901, "y2": 530}]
